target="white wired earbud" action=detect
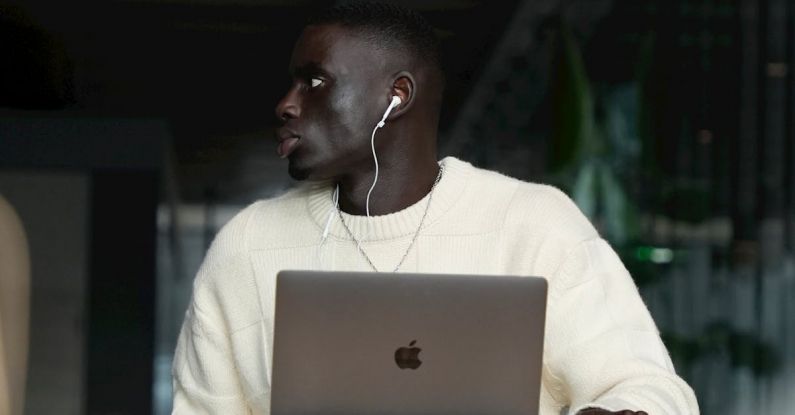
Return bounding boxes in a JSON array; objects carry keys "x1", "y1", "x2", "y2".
[
  {"x1": 366, "y1": 96, "x2": 401, "y2": 223},
  {"x1": 377, "y1": 96, "x2": 402, "y2": 128}
]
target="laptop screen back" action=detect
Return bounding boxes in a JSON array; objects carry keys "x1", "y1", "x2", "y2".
[{"x1": 271, "y1": 270, "x2": 548, "y2": 415}]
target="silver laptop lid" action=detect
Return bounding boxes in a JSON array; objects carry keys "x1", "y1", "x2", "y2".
[{"x1": 271, "y1": 270, "x2": 548, "y2": 415}]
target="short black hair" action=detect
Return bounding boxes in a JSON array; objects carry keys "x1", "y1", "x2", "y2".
[{"x1": 307, "y1": 1, "x2": 443, "y2": 75}]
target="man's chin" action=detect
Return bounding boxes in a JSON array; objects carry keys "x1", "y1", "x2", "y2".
[
  {"x1": 287, "y1": 160, "x2": 311, "y2": 181},
  {"x1": 286, "y1": 153, "x2": 339, "y2": 182}
]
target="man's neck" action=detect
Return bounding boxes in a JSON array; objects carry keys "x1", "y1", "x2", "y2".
[{"x1": 336, "y1": 155, "x2": 440, "y2": 216}]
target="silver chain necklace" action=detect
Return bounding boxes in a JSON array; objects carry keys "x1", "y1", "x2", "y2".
[{"x1": 337, "y1": 165, "x2": 443, "y2": 272}]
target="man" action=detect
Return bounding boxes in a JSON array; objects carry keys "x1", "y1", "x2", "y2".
[{"x1": 171, "y1": 2, "x2": 699, "y2": 414}]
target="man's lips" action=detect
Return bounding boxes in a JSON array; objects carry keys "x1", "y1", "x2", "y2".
[
  {"x1": 276, "y1": 128, "x2": 302, "y2": 159},
  {"x1": 277, "y1": 136, "x2": 301, "y2": 159}
]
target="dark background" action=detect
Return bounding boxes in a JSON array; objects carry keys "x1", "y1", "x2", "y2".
[{"x1": 1, "y1": 0, "x2": 793, "y2": 414}]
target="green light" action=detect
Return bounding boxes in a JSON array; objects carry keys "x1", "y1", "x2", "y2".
[
  {"x1": 635, "y1": 246, "x2": 652, "y2": 261},
  {"x1": 635, "y1": 246, "x2": 674, "y2": 264}
]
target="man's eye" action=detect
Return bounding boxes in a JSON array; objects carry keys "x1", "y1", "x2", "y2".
[{"x1": 310, "y1": 78, "x2": 324, "y2": 88}]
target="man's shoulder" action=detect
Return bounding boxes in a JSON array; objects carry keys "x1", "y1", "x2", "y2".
[
  {"x1": 192, "y1": 185, "x2": 315, "y2": 285},
  {"x1": 462, "y1": 161, "x2": 597, "y2": 241},
  {"x1": 217, "y1": 185, "x2": 318, "y2": 251},
  {"x1": 463, "y1": 160, "x2": 577, "y2": 210},
  {"x1": 243, "y1": 185, "x2": 310, "y2": 222},
  {"x1": 461, "y1": 158, "x2": 568, "y2": 199},
  {"x1": 507, "y1": 180, "x2": 597, "y2": 240}
]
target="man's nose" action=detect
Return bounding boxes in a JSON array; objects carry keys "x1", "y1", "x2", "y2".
[{"x1": 275, "y1": 89, "x2": 301, "y2": 122}]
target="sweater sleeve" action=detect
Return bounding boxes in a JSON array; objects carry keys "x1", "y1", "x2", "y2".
[
  {"x1": 171, "y1": 205, "x2": 259, "y2": 415},
  {"x1": 544, "y1": 238, "x2": 699, "y2": 415},
  {"x1": 171, "y1": 299, "x2": 251, "y2": 414}
]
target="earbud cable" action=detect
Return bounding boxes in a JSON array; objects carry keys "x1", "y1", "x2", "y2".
[
  {"x1": 363, "y1": 122, "x2": 382, "y2": 242},
  {"x1": 321, "y1": 100, "x2": 392, "y2": 266},
  {"x1": 317, "y1": 184, "x2": 340, "y2": 269}
]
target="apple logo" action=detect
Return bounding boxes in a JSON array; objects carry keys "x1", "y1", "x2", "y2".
[{"x1": 394, "y1": 340, "x2": 422, "y2": 369}]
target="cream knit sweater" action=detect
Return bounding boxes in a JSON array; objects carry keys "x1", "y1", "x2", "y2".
[{"x1": 172, "y1": 157, "x2": 699, "y2": 415}]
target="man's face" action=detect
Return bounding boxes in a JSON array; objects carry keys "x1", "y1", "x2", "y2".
[{"x1": 275, "y1": 24, "x2": 389, "y2": 180}]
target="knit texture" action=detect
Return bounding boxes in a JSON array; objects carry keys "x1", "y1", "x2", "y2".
[{"x1": 172, "y1": 156, "x2": 700, "y2": 415}]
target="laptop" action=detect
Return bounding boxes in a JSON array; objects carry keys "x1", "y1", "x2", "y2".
[{"x1": 271, "y1": 270, "x2": 548, "y2": 415}]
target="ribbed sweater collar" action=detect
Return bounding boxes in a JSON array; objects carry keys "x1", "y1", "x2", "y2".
[{"x1": 306, "y1": 156, "x2": 472, "y2": 241}]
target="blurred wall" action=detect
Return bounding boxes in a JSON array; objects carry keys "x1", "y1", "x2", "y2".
[
  {"x1": 0, "y1": 172, "x2": 89, "y2": 415},
  {"x1": 0, "y1": 117, "x2": 168, "y2": 415}
]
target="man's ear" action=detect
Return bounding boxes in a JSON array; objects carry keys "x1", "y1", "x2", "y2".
[{"x1": 387, "y1": 71, "x2": 415, "y2": 120}]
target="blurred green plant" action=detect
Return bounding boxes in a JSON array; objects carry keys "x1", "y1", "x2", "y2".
[
  {"x1": 548, "y1": 20, "x2": 596, "y2": 173},
  {"x1": 548, "y1": 20, "x2": 639, "y2": 245},
  {"x1": 663, "y1": 322, "x2": 781, "y2": 376},
  {"x1": 546, "y1": 19, "x2": 780, "y2": 378}
]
